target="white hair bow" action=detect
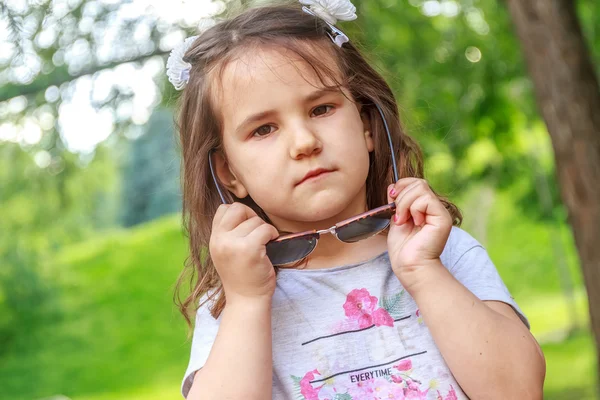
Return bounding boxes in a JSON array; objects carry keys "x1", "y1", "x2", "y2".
[
  {"x1": 300, "y1": 0, "x2": 356, "y2": 47},
  {"x1": 166, "y1": 1, "x2": 357, "y2": 90},
  {"x1": 166, "y1": 19, "x2": 216, "y2": 91},
  {"x1": 166, "y1": 35, "x2": 199, "y2": 91},
  {"x1": 299, "y1": 0, "x2": 357, "y2": 25}
]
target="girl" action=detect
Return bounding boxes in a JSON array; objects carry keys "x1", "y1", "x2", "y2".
[{"x1": 170, "y1": 1, "x2": 545, "y2": 399}]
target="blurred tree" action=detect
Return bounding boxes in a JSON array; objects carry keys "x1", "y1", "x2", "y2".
[
  {"x1": 506, "y1": 0, "x2": 600, "y2": 390},
  {"x1": 0, "y1": 0, "x2": 225, "y2": 353},
  {"x1": 121, "y1": 107, "x2": 181, "y2": 227}
]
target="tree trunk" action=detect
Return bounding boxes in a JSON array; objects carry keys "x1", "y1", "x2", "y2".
[{"x1": 505, "y1": 0, "x2": 600, "y2": 386}]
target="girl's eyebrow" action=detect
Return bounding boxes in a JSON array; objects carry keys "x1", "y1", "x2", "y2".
[
  {"x1": 304, "y1": 87, "x2": 341, "y2": 102},
  {"x1": 235, "y1": 88, "x2": 341, "y2": 135}
]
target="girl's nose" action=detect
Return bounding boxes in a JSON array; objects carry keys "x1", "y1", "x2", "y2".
[{"x1": 288, "y1": 123, "x2": 322, "y2": 159}]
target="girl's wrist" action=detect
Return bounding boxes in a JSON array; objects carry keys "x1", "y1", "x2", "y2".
[
  {"x1": 394, "y1": 258, "x2": 449, "y2": 297},
  {"x1": 225, "y1": 292, "x2": 273, "y2": 312}
]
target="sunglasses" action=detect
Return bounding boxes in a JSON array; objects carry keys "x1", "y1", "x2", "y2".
[{"x1": 209, "y1": 103, "x2": 399, "y2": 267}]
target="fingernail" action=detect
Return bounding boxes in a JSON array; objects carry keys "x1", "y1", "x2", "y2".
[
  {"x1": 393, "y1": 214, "x2": 399, "y2": 223},
  {"x1": 390, "y1": 188, "x2": 396, "y2": 196}
]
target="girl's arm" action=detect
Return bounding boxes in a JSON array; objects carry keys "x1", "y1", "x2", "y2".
[
  {"x1": 386, "y1": 178, "x2": 545, "y2": 399},
  {"x1": 187, "y1": 297, "x2": 273, "y2": 400},
  {"x1": 187, "y1": 203, "x2": 280, "y2": 400},
  {"x1": 409, "y1": 261, "x2": 545, "y2": 399}
]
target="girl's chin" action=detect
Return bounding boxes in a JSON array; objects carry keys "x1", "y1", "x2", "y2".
[{"x1": 270, "y1": 200, "x2": 365, "y2": 227}]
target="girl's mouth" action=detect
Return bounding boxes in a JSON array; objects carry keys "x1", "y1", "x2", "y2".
[{"x1": 296, "y1": 168, "x2": 334, "y2": 186}]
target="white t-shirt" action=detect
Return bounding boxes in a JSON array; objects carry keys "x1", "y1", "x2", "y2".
[{"x1": 181, "y1": 227, "x2": 528, "y2": 399}]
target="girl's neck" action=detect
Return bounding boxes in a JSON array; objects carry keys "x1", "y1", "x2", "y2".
[{"x1": 299, "y1": 232, "x2": 388, "y2": 270}]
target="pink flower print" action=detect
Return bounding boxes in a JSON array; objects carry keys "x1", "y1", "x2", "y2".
[
  {"x1": 407, "y1": 380, "x2": 419, "y2": 391},
  {"x1": 372, "y1": 308, "x2": 394, "y2": 327},
  {"x1": 444, "y1": 385, "x2": 458, "y2": 400},
  {"x1": 436, "y1": 387, "x2": 457, "y2": 400},
  {"x1": 300, "y1": 369, "x2": 324, "y2": 400},
  {"x1": 391, "y1": 375, "x2": 403, "y2": 384},
  {"x1": 403, "y1": 379, "x2": 429, "y2": 400},
  {"x1": 415, "y1": 309, "x2": 424, "y2": 325},
  {"x1": 375, "y1": 379, "x2": 406, "y2": 399},
  {"x1": 343, "y1": 288, "x2": 394, "y2": 329},
  {"x1": 394, "y1": 359, "x2": 413, "y2": 372},
  {"x1": 344, "y1": 289, "x2": 377, "y2": 316},
  {"x1": 436, "y1": 386, "x2": 458, "y2": 400},
  {"x1": 347, "y1": 377, "x2": 402, "y2": 399}
]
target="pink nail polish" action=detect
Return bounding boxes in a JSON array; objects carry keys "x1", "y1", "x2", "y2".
[
  {"x1": 390, "y1": 188, "x2": 396, "y2": 196},
  {"x1": 393, "y1": 214, "x2": 398, "y2": 223}
]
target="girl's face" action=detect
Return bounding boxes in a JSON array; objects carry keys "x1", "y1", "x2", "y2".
[{"x1": 215, "y1": 45, "x2": 374, "y2": 233}]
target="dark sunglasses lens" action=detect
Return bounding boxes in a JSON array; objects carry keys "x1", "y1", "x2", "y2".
[
  {"x1": 266, "y1": 237, "x2": 317, "y2": 266},
  {"x1": 336, "y1": 215, "x2": 391, "y2": 243}
]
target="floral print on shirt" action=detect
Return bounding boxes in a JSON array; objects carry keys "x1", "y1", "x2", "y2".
[
  {"x1": 292, "y1": 362, "x2": 458, "y2": 400},
  {"x1": 343, "y1": 288, "x2": 394, "y2": 329},
  {"x1": 290, "y1": 288, "x2": 459, "y2": 400}
]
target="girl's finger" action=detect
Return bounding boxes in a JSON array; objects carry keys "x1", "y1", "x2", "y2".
[
  {"x1": 247, "y1": 223, "x2": 280, "y2": 246},
  {"x1": 409, "y1": 193, "x2": 449, "y2": 227},
  {"x1": 219, "y1": 202, "x2": 258, "y2": 232},
  {"x1": 392, "y1": 181, "x2": 431, "y2": 224},
  {"x1": 211, "y1": 204, "x2": 230, "y2": 231},
  {"x1": 388, "y1": 178, "x2": 424, "y2": 199},
  {"x1": 233, "y1": 215, "x2": 267, "y2": 237}
]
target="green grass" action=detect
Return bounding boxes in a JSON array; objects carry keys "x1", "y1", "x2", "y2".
[
  {"x1": 0, "y1": 208, "x2": 597, "y2": 399},
  {"x1": 457, "y1": 185, "x2": 583, "y2": 298},
  {"x1": 523, "y1": 294, "x2": 597, "y2": 399},
  {"x1": 0, "y1": 215, "x2": 190, "y2": 400},
  {"x1": 543, "y1": 330, "x2": 598, "y2": 400},
  {"x1": 523, "y1": 291, "x2": 588, "y2": 340}
]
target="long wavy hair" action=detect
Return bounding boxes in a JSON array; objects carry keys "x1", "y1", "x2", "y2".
[{"x1": 173, "y1": 2, "x2": 462, "y2": 330}]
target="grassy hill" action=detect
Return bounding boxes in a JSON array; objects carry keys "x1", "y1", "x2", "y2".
[
  {"x1": 0, "y1": 208, "x2": 596, "y2": 399},
  {"x1": 0, "y1": 215, "x2": 191, "y2": 400}
]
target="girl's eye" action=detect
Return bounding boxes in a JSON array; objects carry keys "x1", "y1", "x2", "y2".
[
  {"x1": 311, "y1": 105, "x2": 333, "y2": 117},
  {"x1": 253, "y1": 125, "x2": 275, "y2": 137}
]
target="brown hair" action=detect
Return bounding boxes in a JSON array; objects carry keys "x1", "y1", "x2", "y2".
[{"x1": 173, "y1": 2, "x2": 462, "y2": 329}]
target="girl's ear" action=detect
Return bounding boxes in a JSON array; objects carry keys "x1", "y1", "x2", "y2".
[
  {"x1": 364, "y1": 129, "x2": 374, "y2": 152},
  {"x1": 212, "y1": 152, "x2": 249, "y2": 199},
  {"x1": 360, "y1": 106, "x2": 374, "y2": 152}
]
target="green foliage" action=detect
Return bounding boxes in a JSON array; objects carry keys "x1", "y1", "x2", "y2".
[
  {"x1": 543, "y1": 330, "x2": 598, "y2": 400},
  {"x1": 0, "y1": 215, "x2": 188, "y2": 400},
  {"x1": 578, "y1": 0, "x2": 600, "y2": 70},
  {"x1": 379, "y1": 290, "x2": 405, "y2": 319},
  {"x1": 0, "y1": 140, "x2": 119, "y2": 350},
  {"x1": 456, "y1": 184, "x2": 583, "y2": 297},
  {"x1": 356, "y1": 0, "x2": 564, "y2": 216}
]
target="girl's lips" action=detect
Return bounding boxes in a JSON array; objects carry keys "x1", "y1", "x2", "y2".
[{"x1": 296, "y1": 168, "x2": 334, "y2": 186}]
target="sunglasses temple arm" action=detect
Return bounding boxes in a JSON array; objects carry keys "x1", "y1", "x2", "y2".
[
  {"x1": 208, "y1": 150, "x2": 228, "y2": 204},
  {"x1": 374, "y1": 103, "x2": 399, "y2": 183}
]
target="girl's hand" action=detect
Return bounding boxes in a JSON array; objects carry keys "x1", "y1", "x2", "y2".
[
  {"x1": 386, "y1": 178, "x2": 453, "y2": 292},
  {"x1": 209, "y1": 203, "x2": 280, "y2": 305}
]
